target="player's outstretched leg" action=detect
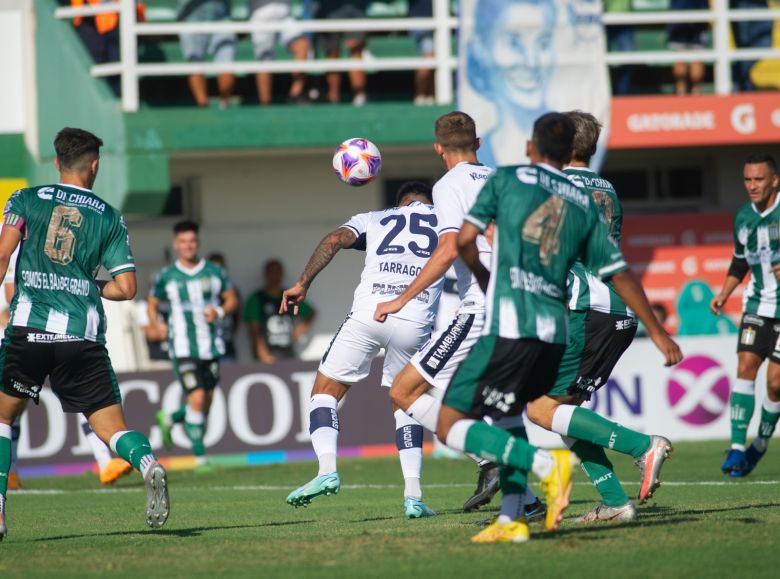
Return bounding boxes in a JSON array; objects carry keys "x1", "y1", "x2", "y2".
[
  {"x1": 722, "y1": 378, "x2": 755, "y2": 474},
  {"x1": 471, "y1": 467, "x2": 529, "y2": 544},
  {"x1": 78, "y1": 414, "x2": 132, "y2": 485},
  {"x1": 395, "y1": 410, "x2": 436, "y2": 519},
  {"x1": 287, "y1": 393, "x2": 341, "y2": 507},
  {"x1": 8, "y1": 418, "x2": 21, "y2": 491},
  {"x1": 570, "y1": 440, "x2": 636, "y2": 522},
  {"x1": 109, "y1": 430, "x2": 170, "y2": 528},
  {"x1": 156, "y1": 404, "x2": 186, "y2": 451},
  {"x1": 736, "y1": 397, "x2": 780, "y2": 477}
]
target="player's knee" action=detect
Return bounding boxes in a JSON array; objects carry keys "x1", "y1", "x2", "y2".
[
  {"x1": 737, "y1": 354, "x2": 761, "y2": 379},
  {"x1": 188, "y1": 389, "x2": 206, "y2": 412}
]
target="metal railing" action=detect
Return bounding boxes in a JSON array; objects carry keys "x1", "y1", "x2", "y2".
[{"x1": 54, "y1": 0, "x2": 780, "y2": 112}]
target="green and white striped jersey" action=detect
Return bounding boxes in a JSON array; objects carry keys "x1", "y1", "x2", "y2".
[
  {"x1": 466, "y1": 164, "x2": 628, "y2": 344},
  {"x1": 734, "y1": 196, "x2": 780, "y2": 318},
  {"x1": 564, "y1": 167, "x2": 632, "y2": 317},
  {"x1": 152, "y1": 259, "x2": 231, "y2": 360},
  {"x1": 2, "y1": 184, "x2": 135, "y2": 342}
]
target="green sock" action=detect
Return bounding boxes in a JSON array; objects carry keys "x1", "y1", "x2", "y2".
[
  {"x1": 570, "y1": 440, "x2": 629, "y2": 507},
  {"x1": 730, "y1": 392, "x2": 755, "y2": 447},
  {"x1": 112, "y1": 431, "x2": 156, "y2": 474},
  {"x1": 171, "y1": 404, "x2": 187, "y2": 424},
  {"x1": 758, "y1": 405, "x2": 780, "y2": 440},
  {"x1": 185, "y1": 421, "x2": 206, "y2": 457},
  {"x1": 0, "y1": 431, "x2": 11, "y2": 497},
  {"x1": 498, "y1": 424, "x2": 529, "y2": 494},
  {"x1": 463, "y1": 421, "x2": 537, "y2": 472},
  {"x1": 567, "y1": 407, "x2": 651, "y2": 459}
]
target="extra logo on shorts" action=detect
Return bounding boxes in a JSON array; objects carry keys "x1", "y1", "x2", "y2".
[
  {"x1": 740, "y1": 327, "x2": 757, "y2": 346},
  {"x1": 743, "y1": 314, "x2": 765, "y2": 327}
]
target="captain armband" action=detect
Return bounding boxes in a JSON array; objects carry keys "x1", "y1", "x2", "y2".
[{"x1": 727, "y1": 256, "x2": 749, "y2": 281}]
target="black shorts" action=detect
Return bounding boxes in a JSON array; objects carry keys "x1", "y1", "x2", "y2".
[
  {"x1": 173, "y1": 358, "x2": 220, "y2": 393},
  {"x1": 737, "y1": 313, "x2": 780, "y2": 363},
  {"x1": 548, "y1": 310, "x2": 637, "y2": 400},
  {"x1": 444, "y1": 335, "x2": 566, "y2": 420},
  {"x1": 0, "y1": 327, "x2": 121, "y2": 413}
]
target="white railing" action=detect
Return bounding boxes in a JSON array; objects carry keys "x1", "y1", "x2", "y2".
[{"x1": 54, "y1": 0, "x2": 780, "y2": 112}]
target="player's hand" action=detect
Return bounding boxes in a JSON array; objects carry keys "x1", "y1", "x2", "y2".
[
  {"x1": 772, "y1": 263, "x2": 780, "y2": 281},
  {"x1": 280, "y1": 283, "x2": 307, "y2": 315},
  {"x1": 649, "y1": 331, "x2": 683, "y2": 367},
  {"x1": 710, "y1": 294, "x2": 726, "y2": 316},
  {"x1": 204, "y1": 305, "x2": 218, "y2": 323},
  {"x1": 374, "y1": 299, "x2": 403, "y2": 323}
]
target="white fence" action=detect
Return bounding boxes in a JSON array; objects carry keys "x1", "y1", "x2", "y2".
[{"x1": 54, "y1": 0, "x2": 780, "y2": 112}]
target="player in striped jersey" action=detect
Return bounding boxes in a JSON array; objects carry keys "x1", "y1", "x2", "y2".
[
  {"x1": 0, "y1": 128, "x2": 169, "y2": 540},
  {"x1": 151, "y1": 221, "x2": 238, "y2": 472},
  {"x1": 711, "y1": 153, "x2": 780, "y2": 477},
  {"x1": 525, "y1": 111, "x2": 672, "y2": 523}
]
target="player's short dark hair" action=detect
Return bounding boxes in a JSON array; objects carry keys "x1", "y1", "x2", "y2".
[
  {"x1": 264, "y1": 259, "x2": 283, "y2": 273},
  {"x1": 54, "y1": 127, "x2": 103, "y2": 172},
  {"x1": 435, "y1": 111, "x2": 478, "y2": 152},
  {"x1": 565, "y1": 110, "x2": 601, "y2": 164},
  {"x1": 532, "y1": 113, "x2": 575, "y2": 166},
  {"x1": 745, "y1": 153, "x2": 778, "y2": 175},
  {"x1": 173, "y1": 220, "x2": 199, "y2": 236},
  {"x1": 396, "y1": 181, "x2": 433, "y2": 205}
]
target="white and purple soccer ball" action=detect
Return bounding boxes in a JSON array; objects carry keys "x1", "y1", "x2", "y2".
[{"x1": 332, "y1": 138, "x2": 382, "y2": 186}]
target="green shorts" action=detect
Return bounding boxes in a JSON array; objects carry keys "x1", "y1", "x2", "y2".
[
  {"x1": 547, "y1": 309, "x2": 636, "y2": 400},
  {"x1": 443, "y1": 335, "x2": 565, "y2": 420}
]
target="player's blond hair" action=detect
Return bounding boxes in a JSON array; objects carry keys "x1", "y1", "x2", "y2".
[
  {"x1": 435, "y1": 112, "x2": 478, "y2": 152},
  {"x1": 565, "y1": 110, "x2": 602, "y2": 164}
]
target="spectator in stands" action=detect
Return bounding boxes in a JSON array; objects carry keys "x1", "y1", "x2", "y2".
[
  {"x1": 207, "y1": 252, "x2": 240, "y2": 361},
  {"x1": 667, "y1": 0, "x2": 709, "y2": 95},
  {"x1": 730, "y1": 0, "x2": 773, "y2": 92},
  {"x1": 409, "y1": 0, "x2": 435, "y2": 105},
  {"x1": 244, "y1": 259, "x2": 316, "y2": 363},
  {"x1": 604, "y1": 0, "x2": 635, "y2": 96},
  {"x1": 313, "y1": 0, "x2": 368, "y2": 105},
  {"x1": 177, "y1": 0, "x2": 236, "y2": 107},
  {"x1": 249, "y1": 0, "x2": 312, "y2": 104},
  {"x1": 71, "y1": 0, "x2": 146, "y2": 96}
]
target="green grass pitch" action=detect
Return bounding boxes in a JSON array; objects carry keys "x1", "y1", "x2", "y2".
[{"x1": 1, "y1": 440, "x2": 777, "y2": 578}]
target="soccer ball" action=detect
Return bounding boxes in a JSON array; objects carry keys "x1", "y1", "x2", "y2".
[{"x1": 332, "y1": 138, "x2": 382, "y2": 186}]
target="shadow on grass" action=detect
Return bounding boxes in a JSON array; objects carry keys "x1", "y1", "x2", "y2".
[{"x1": 32, "y1": 519, "x2": 315, "y2": 542}]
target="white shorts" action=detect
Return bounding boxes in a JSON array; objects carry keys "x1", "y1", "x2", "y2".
[
  {"x1": 410, "y1": 308, "x2": 485, "y2": 390},
  {"x1": 319, "y1": 311, "x2": 432, "y2": 387},
  {"x1": 250, "y1": 1, "x2": 304, "y2": 60}
]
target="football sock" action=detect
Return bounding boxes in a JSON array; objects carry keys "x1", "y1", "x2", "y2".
[
  {"x1": 553, "y1": 405, "x2": 651, "y2": 459},
  {"x1": 171, "y1": 404, "x2": 187, "y2": 425},
  {"x1": 184, "y1": 407, "x2": 206, "y2": 457},
  {"x1": 0, "y1": 423, "x2": 11, "y2": 497},
  {"x1": 394, "y1": 409, "x2": 423, "y2": 499},
  {"x1": 445, "y1": 419, "x2": 547, "y2": 477},
  {"x1": 109, "y1": 431, "x2": 156, "y2": 479},
  {"x1": 570, "y1": 440, "x2": 629, "y2": 507},
  {"x1": 9, "y1": 418, "x2": 19, "y2": 473},
  {"x1": 730, "y1": 379, "x2": 755, "y2": 450},
  {"x1": 79, "y1": 414, "x2": 112, "y2": 471},
  {"x1": 405, "y1": 393, "x2": 440, "y2": 434},
  {"x1": 310, "y1": 394, "x2": 339, "y2": 476},
  {"x1": 522, "y1": 485, "x2": 538, "y2": 507},
  {"x1": 755, "y1": 397, "x2": 780, "y2": 452}
]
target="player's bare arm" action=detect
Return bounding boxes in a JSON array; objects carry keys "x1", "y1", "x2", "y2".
[
  {"x1": 100, "y1": 271, "x2": 137, "y2": 301},
  {"x1": 147, "y1": 295, "x2": 169, "y2": 338},
  {"x1": 610, "y1": 269, "x2": 683, "y2": 366},
  {"x1": 711, "y1": 256, "x2": 750, "y2": 314},
  {"x1": 456, "y1": 222, "x2": 490, "y2": 293},
  {"x1": 281, "y1": 226, "x2": 357, "y2": 315},
  {"x1": 205, "y1": 287, "x2": 239, "y2": 323},
  {"x1": 374, "y1": 231, "x2": 458, "y2": 322},
  {"x1": 0, "y1": 224, "x2": 22, "y2": 282}
]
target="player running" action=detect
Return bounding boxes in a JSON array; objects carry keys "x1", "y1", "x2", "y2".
[
  {"x1": 0, "y1": 128, "x2": 169, "y2": 541},
  {"x1": 711, "y1": 153, "x2": 780, "y2": 477},
  {"x1": 525, "y1": 111, "x2": 673, "y2": 523},
  {"x1": 281, "y1": 182, "x2": 442, "y2": 518},
  {"x1": 374, "y1": 112, "x2": 544, "y2": 518},
  {"x1": 435, "y1": 113, "x2": 682, "y2": 543},
  {"x1": 151, "y1": 221, "x2": 238, "y2": 473}
]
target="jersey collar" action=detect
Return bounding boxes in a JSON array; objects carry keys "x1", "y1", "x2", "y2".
[
  {"x1": 752, "y1": 194, "x2": 780, "y2": 218},
  {"x1": 537, "y1": 162, "x2": 567, "y2": 177},
  {"x1": 57, "y1": 182, "x2": 92, "y2": 192},
  {"x1": 175, "y1": 259, "x2": 206, "y2": 276},
  {"x1": 563, "y1": 165, "x2": 594, "y2": 174}
]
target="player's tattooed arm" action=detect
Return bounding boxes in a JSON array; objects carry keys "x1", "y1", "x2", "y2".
[{"x1": 280, "y1": 227, "x2": 357, "y2": 315}]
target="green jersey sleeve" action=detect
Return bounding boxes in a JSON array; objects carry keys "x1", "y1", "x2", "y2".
[
  {"x1": 733, "y1": 212, "x2": 745, "y2": 259},
  {"x1": 582, "y1": 212, "x2": 628, "y2": 280},
  {"x1": 3, "y1": 189, "x2": 27, "y2": 229},
  {"x1": 102, "y1": 211, "x2": 135, "y2": 276},
  {"x1": 151, "y1": 272, "x2": 167, "y2": 301},
  {"x1": 465, "y1": 174, "x2": 499, "y2": 232}
]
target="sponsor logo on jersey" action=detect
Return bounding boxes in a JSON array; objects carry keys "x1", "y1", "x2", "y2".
[
  {"x1": 509, "y1": 267, "x2": 563, "y2": 299},
  {"x1": 516, "y1": 167, "x2": 538, "y2": 185},
  {"x1": 25, "y1": 333, "x2": 83, "y2": 343},
  {"x1": 37, "y1": 187, "x2": 55, "y2": 200},
  {"x1": 469, "y1": 171, "x2": 490, "y2": 181}
]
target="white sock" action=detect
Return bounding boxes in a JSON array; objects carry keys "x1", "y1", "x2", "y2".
[
  {"x1": 498, "y1": 493, "x2": 524, "y2": 523},
  {"x1": 79, "y1": 414, "x2": 112, "y2": 471},
  {"x1": 310, "y1": 394, "x2": 339, "y2": 476},
  {"x1": 550, "y1": 405, "x2": 577, "y2": 437},
  {"x1": 139, "y1": 454, "x2": 156, "y2": 479},
  {"x1": 406, "y1": 393, "x2": 441, "y2": 434},
  {"x1": 733, "y1": 378, "x2": 755, "y2": 396},
  {"x1": 531, "y1": 450, "x2": 553, "y2": 479},
  {"x1": 445, "y1": 419, "x2": 477, "y2": 453},
  {"x1": 9, "y1": 418, "x2": 20, "y2": 472},
  {"x1": 184, "y1": 407, "x2": 205, "y2": 425},
  {"x1": 394, "y1": 409, "x2": 423, "y2": 499}
]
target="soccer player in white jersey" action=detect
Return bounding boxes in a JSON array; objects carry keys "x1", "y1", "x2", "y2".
[
  {"x1": 281, "y1": 183, "x2": 442, "y2": 518},
  {"x1": 374, "y1": 112, "x2": 546, "y2": 520}
]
